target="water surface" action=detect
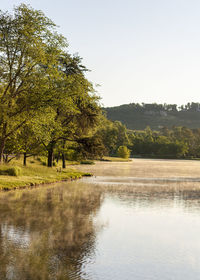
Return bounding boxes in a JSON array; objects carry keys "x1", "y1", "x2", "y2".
[{"x1": 1, "y1": 159, "x2": 200, "y2": 279}]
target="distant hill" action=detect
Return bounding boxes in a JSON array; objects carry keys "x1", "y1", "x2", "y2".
[{"x1": 104, "y1": 102, "x2": 200, "y2": 130}]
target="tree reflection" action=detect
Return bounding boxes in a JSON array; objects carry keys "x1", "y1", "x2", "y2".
[
  {"x1": 2, "y1": 175, "x2": 200, "y2": 280},
  {"x1": 0, "y1": 182, "x2": 102, "y2": 280}
]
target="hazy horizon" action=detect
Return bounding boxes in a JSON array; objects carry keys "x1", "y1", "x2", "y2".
[
  {"x1": 2, "y1": 0, "x2": 200, "y2": 107},
  {"x1": 104, "y1": 100, "x2": 200, "y2": 108}
]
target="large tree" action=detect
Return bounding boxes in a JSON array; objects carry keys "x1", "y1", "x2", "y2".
[
  {"x1": 0, "y1": 4, "x2": 67, "y2": 162},
  {"x1": 43, "y1": 71, "x2": 101, "y2": 167}
]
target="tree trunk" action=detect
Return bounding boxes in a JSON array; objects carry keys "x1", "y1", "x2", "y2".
[
  {"x1": 47, "y1": 141, "x2": 56, "y2": 167},
  {"x1": 47, "y1": 148, "x2": 53, "y2": 167},
  {"x1": 62, "y1": 152, "x2": 66, "y2": 169},
  {"x1": 0, "y1": 138, "x2": 6, "y2": 164},
  {"x1": 56, "y1": 155, "x2": 59, "y2": 163},
  {"x1": 4, "y1": 154, "x2": 8, "y2": 163},
  {"x1": 23, "y1": 152, "x2": 27, "y2": 166},
  {"x1": 61, "y1": 140, "x2": 66, "y2": 169}
]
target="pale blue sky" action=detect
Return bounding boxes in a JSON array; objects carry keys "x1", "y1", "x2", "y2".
[{"x1": 2, "y1": 0, "x2": 200, "y2": 107}]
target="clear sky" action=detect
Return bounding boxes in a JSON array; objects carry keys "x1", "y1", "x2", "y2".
[{"x1": 1, "y1": 0, "x2": 200, "y2": 107}]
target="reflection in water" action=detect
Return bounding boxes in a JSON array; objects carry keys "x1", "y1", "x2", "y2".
[
  {"x1": 0, "y1": 183, "x2": 102, "y2": 280},
  {"x1": 1, "y1": 160, "x2": 200, "y2": 279}
]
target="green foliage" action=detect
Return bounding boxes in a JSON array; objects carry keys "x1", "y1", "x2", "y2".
[
  {"x1": 117, "y1": 146, "x2": 130, "y2": 159},
  {"x1": 0, "y1": 166, "x2": 22, "y2": 176},
  {"x1": 129, "y1": 127, "x2": 191, "y2": 158},
  {"x1": 8, "y1": 167, "x2": 22, "y2": 176},
  {"x1": 95, "y1": 118, "x2": 129, "y2": 156},
  {"x1": 80, "y1": 160, "x2": 95, "y2": 165},
  {"x1": 0, "y1": 4, "x2": 68, "y2": 162},
  {"x1": 65, "y1": 149, "x2": 78, "y2": 161},
  {"x1": 0, "y1": 4, "x2": 103, "y2": 166},
  {"x1": 0, "y1": 159, "x2": 91, "y2": 190},
  {"x1": 102, "y1": 156, "x2": 131, "y2": 162},
  {"x1": 76, "y1": 135, "x2": 106, "y2": 160},
  {"x1": 82, "y1": 173, "x2": 93, "y2": 176},
  {"x1": 105, "y1": 102, "x2": 200, "y2": 130}
]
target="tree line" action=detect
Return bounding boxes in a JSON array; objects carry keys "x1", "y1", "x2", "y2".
[
  {"x1": 106, "y1": 102, "x2": 200, "y2": 113},
  {"x1": 128, "y1": 126, "x2": 200, "y2": 159},
  {"x1": 105, "y1": 102, "x2": 200, "y2": 130},
  {"x1": 93, "y1": 123, "x2": 200, "y2": 160}
]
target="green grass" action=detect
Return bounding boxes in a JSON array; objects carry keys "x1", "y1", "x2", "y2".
[
  {"x1": 80, "y1": 160, "x2": 95, "y2": 165},
  {"x1": 101, "y1": 156, "x2": 132, "y2": 162},
  {"x1": 0, "y1": 158, "x2": 92, "y2": 191}
]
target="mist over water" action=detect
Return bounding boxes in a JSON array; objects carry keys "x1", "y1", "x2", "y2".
[{"x1": 1, "y1": 159, "x2": 200, "y2": 279}]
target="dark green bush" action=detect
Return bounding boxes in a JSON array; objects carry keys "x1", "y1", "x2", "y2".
[
  {"x1": 0, "y1": 167, "x2": 22, "y2": 176},
  {"x1": 83, "y1": 173, "x2": 93, "y2": 176}
]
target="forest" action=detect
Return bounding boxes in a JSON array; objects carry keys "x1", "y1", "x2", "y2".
[
  {"x1": 105, "y1": 102, "x2": 200, "y2": 130},
  {"x1": 94, "y1": 122, "x2": 200, "y2": 159}
]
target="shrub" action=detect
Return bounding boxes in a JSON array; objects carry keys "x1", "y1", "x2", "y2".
[
  {"x1": 117, "y1": 146, "x2": 130, "y2": 159},
  {"x1": 8, "y1": 167, "x2": 22, "y2": 176},
  {"x1": 83, "y1": 173, "x2": 93, "y2": 176},
  {"x1": 0, "y1": 166, "x2": 22, "y2": 176}
]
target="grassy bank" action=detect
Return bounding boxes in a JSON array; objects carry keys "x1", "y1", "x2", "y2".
[
  {"x1": 101, "y1": 156, "x2": 132, "y2": 162},
  {"x1": 0, "y1": 158, "x2": 91, "y2": 191}
]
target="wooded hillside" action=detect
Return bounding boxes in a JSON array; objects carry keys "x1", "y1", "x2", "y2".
[{"x1": 105, "y1": 103, "x2": 200, "y2": 130}]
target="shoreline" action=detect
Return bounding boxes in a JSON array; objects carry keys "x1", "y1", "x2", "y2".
[
  {"x1": 0, "y1": 165, "x2": 92, "y2": 191},
  {"x1": 0, "y1": 174, "x2": 92, "y2": 192}
]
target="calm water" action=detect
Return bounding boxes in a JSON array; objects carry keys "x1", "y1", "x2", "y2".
[{"x1": 1, "y1": 159, "x2": 200, "y2": 279}]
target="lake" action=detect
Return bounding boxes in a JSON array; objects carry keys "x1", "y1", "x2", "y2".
[{"x1": 1, "y1": 159, "x2": 200, "y2": 279}]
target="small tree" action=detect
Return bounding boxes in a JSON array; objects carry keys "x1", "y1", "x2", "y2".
[{"x1": 117, "y1": 146, "x2": 130, "y2": 159}]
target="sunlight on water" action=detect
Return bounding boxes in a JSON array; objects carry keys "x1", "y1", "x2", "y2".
[{"x1": 1, "y1": 159, "x2": 200, "y2": 279}]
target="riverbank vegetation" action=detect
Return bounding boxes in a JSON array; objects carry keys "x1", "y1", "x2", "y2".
[
  {"x1": 0, "y1": 157, "x2": 90, "y2": 190},
  {"x1": 93, "y1": 121, "x2": 200, "y2": 159},
  {"x1": 128, "y1": 126, "x2": 200, "y2": 159},
  {"x1": 101, "y1": 156, "x2": 131, "y2": 162}
]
